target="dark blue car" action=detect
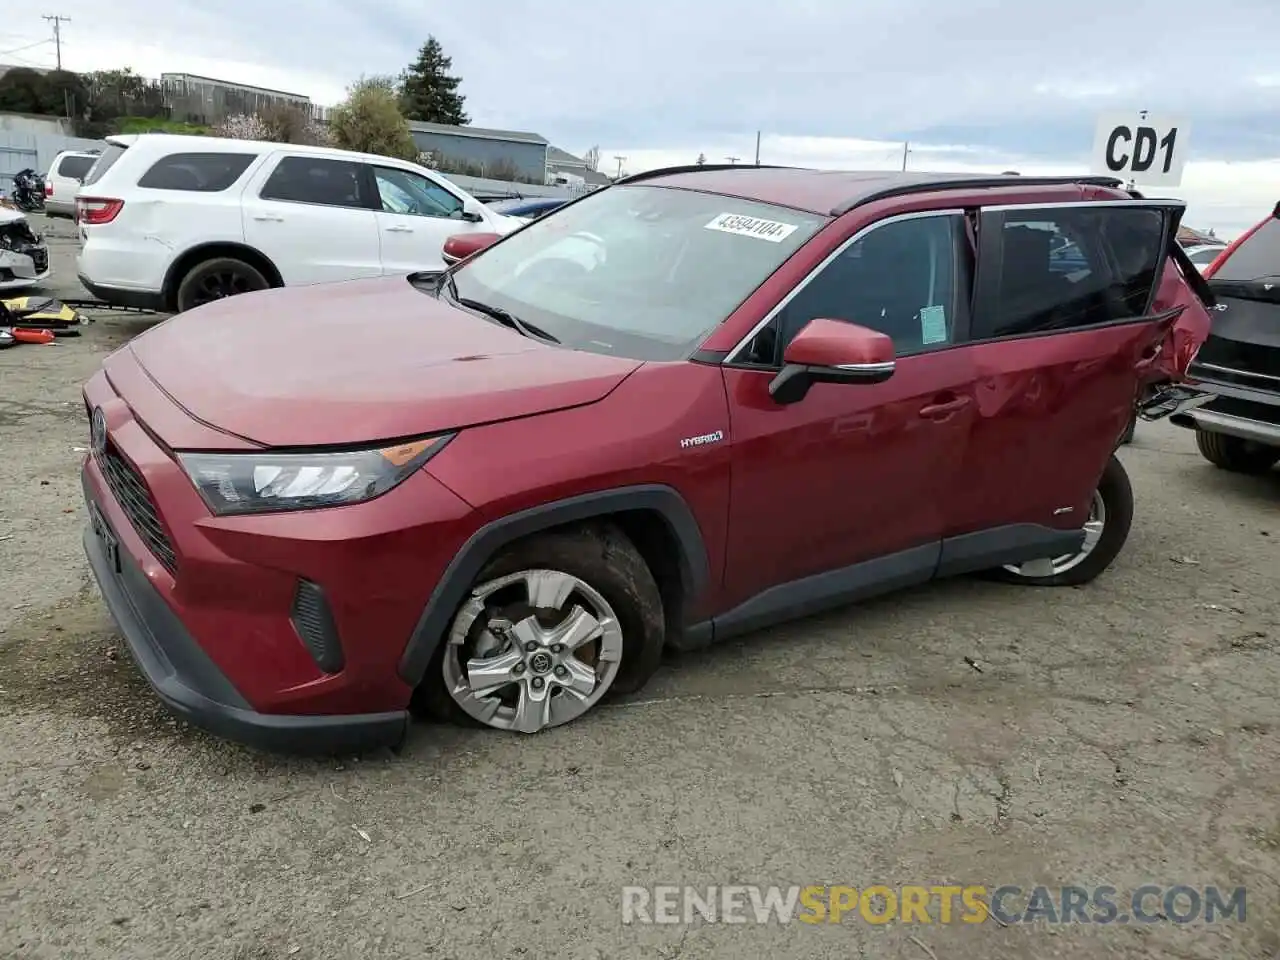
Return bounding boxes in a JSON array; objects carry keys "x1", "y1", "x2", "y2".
[{"x1": 485, "y1": 197, "x2": 568, "y2": 220}]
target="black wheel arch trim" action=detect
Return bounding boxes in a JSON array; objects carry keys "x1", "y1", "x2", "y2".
[
  {"x1": 396, "y1": 483, "x2": 711, "y2": 686},
  {"x1": 162, "y1": 242, "x2": 283, "y2": 307}
]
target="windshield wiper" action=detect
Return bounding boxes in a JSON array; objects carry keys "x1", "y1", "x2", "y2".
[{"x1": 447, "y1": 275, "x2": 560, "y2": 344}]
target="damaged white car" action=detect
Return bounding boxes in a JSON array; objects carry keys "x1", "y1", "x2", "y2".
[{"x1": 0, "y1": 208, "x2": 51, "y2": 291}]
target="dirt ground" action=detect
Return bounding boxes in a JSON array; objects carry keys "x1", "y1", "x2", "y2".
[{"x1": 1, "y1": 214, "x2": 1278, "y2": 959}]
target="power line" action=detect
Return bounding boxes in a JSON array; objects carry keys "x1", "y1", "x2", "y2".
[
  {"x1": 41, "y1": 14, "x2": 70, "y2": 70},
  {"x1": 0, "y1": 38, "x2": 52, "y2": 58}
]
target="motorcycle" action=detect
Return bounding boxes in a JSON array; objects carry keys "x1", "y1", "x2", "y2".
[{"x1": 9, "y1": 169, "x2": 45, "y2": 213}]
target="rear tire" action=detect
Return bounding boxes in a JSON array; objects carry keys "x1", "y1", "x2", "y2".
[
  {"x1": 414, "y1": 524, "x2": 666, "y2": 731},
  {"x1": 1194, "y1": 429, "x2": 1280, "y2": 474},
  {"x1": 175, "y1": 257, "x2": 269, "y2": 313},
  {"x1": 990, "y1": 454, "x2": 1134, "y2": 587}
]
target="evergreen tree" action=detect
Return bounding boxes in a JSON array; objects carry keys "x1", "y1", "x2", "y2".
[{"x1": 398, "y1": 36, "x2": 469, "y2": 126}]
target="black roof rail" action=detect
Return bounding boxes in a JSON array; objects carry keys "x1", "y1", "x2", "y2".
[
  {"x1": 615, "y1": 163, "x2": 801, "y2": 185},
  {"x1": 831, "y1": 174, "x2": 1127, "y2": 215}
]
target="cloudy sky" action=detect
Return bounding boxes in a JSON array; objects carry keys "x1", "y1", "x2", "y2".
[{"x1": 4, "y1": 0, "x2": 1278, "y2": 236}]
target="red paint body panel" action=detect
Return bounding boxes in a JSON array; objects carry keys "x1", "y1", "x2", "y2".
[
  {"x1": 126, "y1": 276, "x2": 642, "y2": 447},
  {"x1": 84, "y1": 371, "x2": 478, "y2": 715},
  {"x1": 426, "y1": 362, "x2": 733, "y2": 619},
  {"x1": 721, "y1": 349, "x2": 974, "y2": 608}
]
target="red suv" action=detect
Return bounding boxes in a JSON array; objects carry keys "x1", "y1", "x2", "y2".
[{"x1": 81, "y1": 166, "x2": 1212, "y2": 753}]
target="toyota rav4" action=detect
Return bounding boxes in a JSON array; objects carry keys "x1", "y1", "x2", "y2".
[{"x1": 81, "y1": 166, "x2": 1213, "y2": 753}]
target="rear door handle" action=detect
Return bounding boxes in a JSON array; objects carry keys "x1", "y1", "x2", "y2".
[
  {"x1": 386, "y1": 225, "x2": 414, "y2": 233},
  {"x1": 252, "y1": 214, "x2": 283, "y2": 222},
  {"x1": 919, "y1": 396, "x2": 970, "y2": 418}
]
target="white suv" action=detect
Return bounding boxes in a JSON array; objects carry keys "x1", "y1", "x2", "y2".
[
  {"x1": 75, "y1": 134, "x2": 524, "y2": 313},
  {"x1": 43, "y1": 149, "x2": 100, "y2": 218}
]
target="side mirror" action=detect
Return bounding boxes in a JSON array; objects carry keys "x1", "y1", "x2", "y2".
[
  {"x1": 769, "y1": 318, "x2": 895, "y2": 405},
  {"x1": 442, "y1": 231, "x2": 502, "y2": 266},
  {"x1": 460, "y1": 197, "x2": 486, "y2": 223}
]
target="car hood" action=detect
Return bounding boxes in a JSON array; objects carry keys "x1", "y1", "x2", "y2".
[
  {"x1": 0, "y1": 207, "x2": 28, "y2": 226},
  {"x1": 126, "y1": 276, "x2": 642, "y2": 448}
]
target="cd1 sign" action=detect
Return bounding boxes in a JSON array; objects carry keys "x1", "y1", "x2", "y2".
[{"x1": 1090, "y1": 113, "x2": 1190, "y2": 187}]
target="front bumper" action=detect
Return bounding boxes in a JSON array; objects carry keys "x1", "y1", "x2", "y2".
[
  {"x1": 1169, "y1": 372, "x2": 1280, "y2": 445},
  {"x1": 82, "y1": 488, "x2": 409, "y2": 754},
  {"x1": 0, "y1": 246, "x2": 50, "y2": 288},
  {"x1": 80, "y1": 360, "x2": 481, "y2": 753}
]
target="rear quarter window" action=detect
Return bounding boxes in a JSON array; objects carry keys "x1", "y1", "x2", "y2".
[
  {"x1": 55, "y1": 154, "x2": 97, "y2": 180},
  {"x1": 136, "y1": 152, "x2": 257, "y2": 192},
  {"x1": 81, "y1": 144, "x2": 128, "y2": 187},
  {"x1": 1212, "y1": 219, "x2": 1280, "y2": 281}
]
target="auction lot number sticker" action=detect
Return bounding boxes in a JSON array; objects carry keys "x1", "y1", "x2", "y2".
[{"x1": 705, "y1": 213, "x2": 798, "y2": 242}]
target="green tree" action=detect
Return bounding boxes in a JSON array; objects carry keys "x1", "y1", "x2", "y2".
[
  {"x1": 397, "y1": 36, "x2": 468, "y2": 125},
  {"x1": 328, "y1": 77, "x2": 419, "y2": 161},
  {"x1": 0, "y1": 68, "x2": 53, "y2": 114}
]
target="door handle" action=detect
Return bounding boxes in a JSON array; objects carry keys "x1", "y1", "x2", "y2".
[
  {"x1": 919, "y1": 396, "x2": 970, "y2": 418},
  {"x1": 252, "y1": 214, "x2": 283, "y2": 222},
  {"x1": 386, "y1": 225, "x2": 414, "y2": 233}
]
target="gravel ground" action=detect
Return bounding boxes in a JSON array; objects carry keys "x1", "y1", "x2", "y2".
[{"x1": 1, "y1": 215, "x2": 1278, "y2": 959}]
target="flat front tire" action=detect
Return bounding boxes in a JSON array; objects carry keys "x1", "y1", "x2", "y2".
[
  {"x1": 415, "y1": 525, "x2": 665, "y2": 732},
  {"x1": 1194, "y1": 429, "x2": 1280, "y2": 474},
  {"x1": 991, "y1": 454, "x2": 1135, "y2": 587}
]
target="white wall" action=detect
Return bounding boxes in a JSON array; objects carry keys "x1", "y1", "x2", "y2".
[{"x1": 0, "y1": 114, "x2": 106, "y2": 187}]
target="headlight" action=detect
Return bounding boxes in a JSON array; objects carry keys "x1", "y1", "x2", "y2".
[{"x1": 177, "y1": 434, "x2": 453, "y2": 516}]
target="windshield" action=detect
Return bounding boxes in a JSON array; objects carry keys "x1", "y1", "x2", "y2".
[{"x1": 449, "y1": 184, "x2": 827, "y2": 360}]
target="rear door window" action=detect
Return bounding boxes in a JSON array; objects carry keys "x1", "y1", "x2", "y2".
[
  {"x1": 259, "y1": 156, "x2": 374, "y2": 209},
  {"x1": 55, "y1": 154, "x2": 97, "y2": 180},
  {"x1": 1211, "y1": 218, "x2": 1280, "y2": 282},
  {"x1": 81, "y1": 144, "x2": 128, "y2": 187},
  {"x1": 972, "y1": 205, "x2": 1171, "y2": 339}
]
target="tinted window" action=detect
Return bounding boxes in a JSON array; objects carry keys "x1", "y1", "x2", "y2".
[
  {"x1": 260, "y1": 156, "x2": 372, "y2": 209},
  {"x1": 137, "y1": 152, "x2": 256, "y2": 192},
  {"x1": 1212, "y1": 218, "x2": 1280, "y2": 281},
  {"x1": 372, "y1": 166, "x2": 462, "y2": 218},
  {"x1": 742, "y1": 213, "x2": 967, "y2": 365},
  {"x1": 975, "y1": 207, "x2": 1168, "y2": 339},
  {"x1": 450, "y1": 184, "x2": 826, "y2": 361},
  {"x1": 55, "y1": 154, "x2": 96, "y2": 180},
  {"x1": 81, "y1": 144, "x2": 127, "y2": 187}
]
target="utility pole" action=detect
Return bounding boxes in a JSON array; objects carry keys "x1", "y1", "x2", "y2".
[
  {"x1": 901, "y1": 141, "x2": 909, "y2": 171},
  {"x1": 754, "y1": 131, "x2": 761, "y2": 165},
  {"x1": 613, "y1": 155, "x2": 626, "y2": 179},
  {"x1": 42, "y1": 14, "x2": 70, "y2": 70},
  {"x1": 725, "y1": 156, "x2": 740, "y2": 165}
]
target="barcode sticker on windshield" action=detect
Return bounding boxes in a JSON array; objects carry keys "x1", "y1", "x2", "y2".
[{"x1": 704, "y1": 213, "x2": 798, "y2": 242}]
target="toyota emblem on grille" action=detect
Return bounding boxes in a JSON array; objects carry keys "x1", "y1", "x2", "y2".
[{"x1": 90, "y1": 407, "x2": 107, "y2": 455}]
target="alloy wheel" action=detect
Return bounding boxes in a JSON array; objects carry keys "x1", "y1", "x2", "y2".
[
  {"x1": 442, "y1": 568, "x2": 625, "y2": 733},
  {"x1": 1003, "y1": 490, "x2": 1107, "y2": 579}
]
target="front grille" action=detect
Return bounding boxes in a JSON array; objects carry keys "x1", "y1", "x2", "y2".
[
  {"x1": 94, "y1": 440, "x2": 179, "y2": 574},
  {"x1": 29, "y1": 248, "x2": 48, "y2": 273}
]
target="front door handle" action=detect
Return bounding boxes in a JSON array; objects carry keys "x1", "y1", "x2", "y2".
[
  {"x1": 252, "y1": 214, "x2": 283, "y2": 222},
  {"x1": 919, "y1": 396, "x2": 970, "y2": 418}
]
